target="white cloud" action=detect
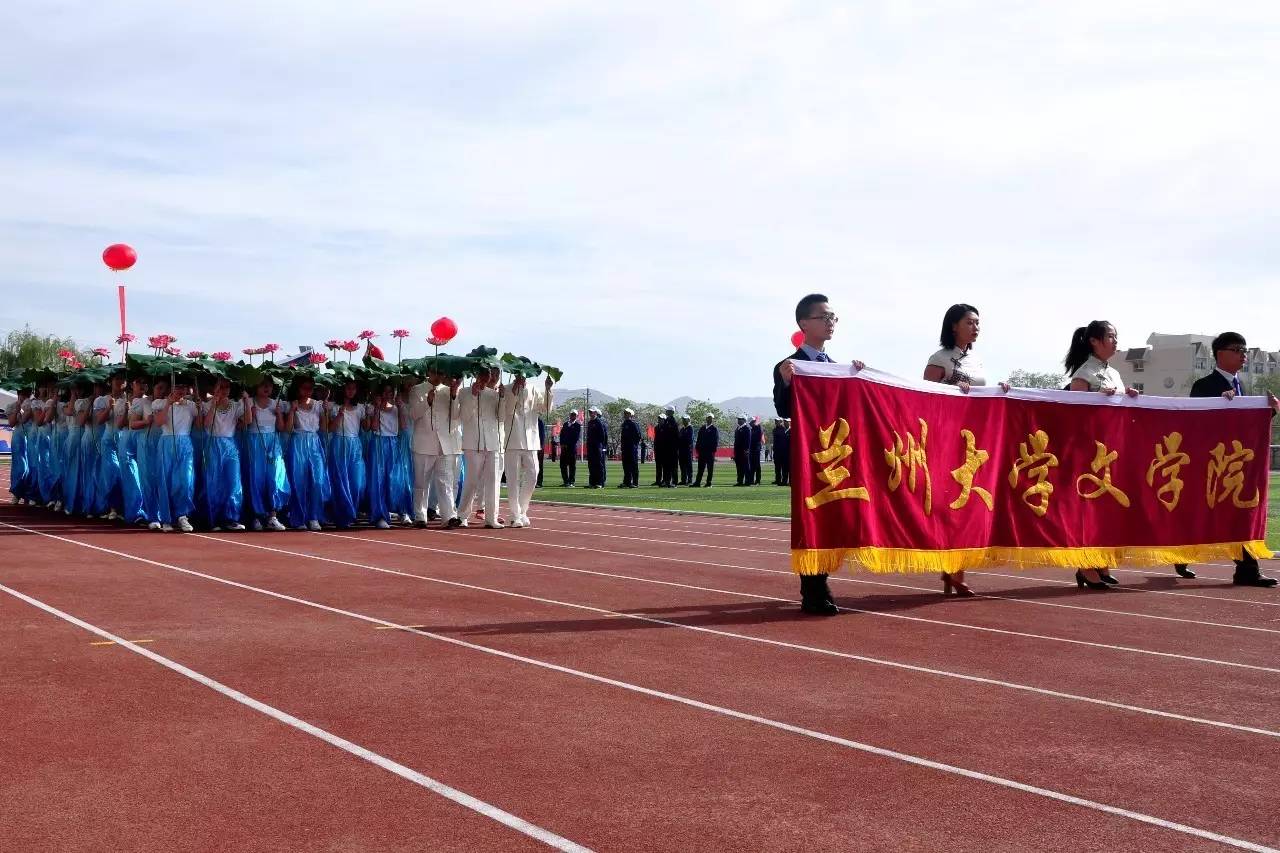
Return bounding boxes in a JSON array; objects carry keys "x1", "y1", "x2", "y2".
[{"x1": 3, "y1": 1, "x2": 1279, "y2": 402}]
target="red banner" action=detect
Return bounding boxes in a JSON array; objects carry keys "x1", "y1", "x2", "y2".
[{"x1": 790, "y1": 365, "x2": 1274, "y2": 574}]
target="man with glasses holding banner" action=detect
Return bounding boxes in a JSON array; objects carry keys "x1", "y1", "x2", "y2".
[
  {"x1": 774, "y1": 294, "x2": 864, "y2": 615},
  {"x1": 1173, "y1": 332, "x2": 1280, "y2": 586}
]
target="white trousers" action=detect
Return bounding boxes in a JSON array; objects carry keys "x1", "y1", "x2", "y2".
[
  {"x1": 458, "y1": 449, "x2": 502, "y2": 526},
  {"x1": 504, "y1": 449, "x2": 539, "y2": 523},
  {"x1": 412, "y1": 452, "x2": 458, "y2": 522}
]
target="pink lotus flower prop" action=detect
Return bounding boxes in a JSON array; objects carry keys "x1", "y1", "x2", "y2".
[
  {"x1": 70, "y1": 359, "x2": 84, "y2": 369},
  {"x1": 58, "y1": 349, "x2": 75, "y2": 360},
  {"x1": 165, "y1": 346, "x2": 182, "y2": 356},
  {"x1": 341, "y1": 339, "x2": 360, "y2": 362},
  {"x1": 212, "y1": 352, "x2": 232, "y2": 361},
  {"x1": 358, "y1": 330, "x2": 377, "y2": 340},
  {"x1": 262, "y1": 343, "x2": 280, "y2": 354},
  {"x1": 116, "y1": 332, "x2": 136, "y2": 344},
  {"x1": 391, "y1": 329, "x2": 410, "y2": 362},
  {"x1": 426, "y1": 336, "x2": 447, "y2": 347},
  {"x1": 308, "y1": 352, "x2": 327, "y2": 365},
  {"x1": 92, "y1": 347, "x2": 111, "y2": 360},
  {"x1": 186, "y1": 350, "x2": 206, "y2": 359}
]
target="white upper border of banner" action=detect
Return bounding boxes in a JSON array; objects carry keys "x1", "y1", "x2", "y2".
[{"x1": 790, "y1": 361, "x2": 1272, "y2": 411}]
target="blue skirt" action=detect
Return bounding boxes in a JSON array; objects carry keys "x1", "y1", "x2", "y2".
[
  {"x1": 286, "y1": 431, "x2": 331, "y2": 527},
  {"x1": 154, "y1": 433, "x2": 195, "y2": 524},
  {"x1": 36, "y1": 426, "x2": 57, "y2": 504},
  {"x1": 97, "y1": 427, "x2": 122, "y2": 514},
  {"x1": 245, "y1": 430, "x2": 290, "y2": 517},
  {"x1": 79, "y1": 425, "x2": 101, "y2": 515},
  {"x1": 204, "y1": 435, "x2": 243, "y2": 526},
  {"x1": 368, "y1": 434, "x2": 412, "y2": 524},
  {"x1": 118, "y1": 429, "x2": 148, "y2": 523},
  {"x1": 10, "y1": 422, "x2": 30, "y2": 499},
  {"x1": 328, "y1": 434, "x2": 366, "y2": 528},
  {"x1": 63, "y1": 426, "x2": 85, "y2": 513},
  {"x1": 52, "y1": 424, "x2": 68, "y2": 504}
]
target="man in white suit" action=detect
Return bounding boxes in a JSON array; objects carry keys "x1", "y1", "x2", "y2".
[
  {"x1": 502, "y1": 373, "x2": 554, "y2": 528},
  {"x1": 457, "y1": 366, "x2": 505, "y2": 528},
  {"x1": 408, "y1": 367, "x2": 463, "y2": 528}
]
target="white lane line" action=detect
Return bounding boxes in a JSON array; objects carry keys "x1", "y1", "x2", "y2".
[
  {"x1": 5, "y1": 524, "x2": 1276, "y2": 853},
  {"x1": 201, "y1": 531, "x2": 1280, "y2": 738},
  {"x1": 346, "y1": 530, "x2": 1280, "y2": 675},
  {"x1": 0, "y1": 579, "x2": 591, "y2": 853},
  {"x1": 971, "y1": 570, "x2": 1280, "y2": 609},
  {"x1": 472, "y1": 525, "x2": 1280, "y2": 636},
  {"x1": 535, "y1": 506, "x2": 791, "y2": 538}
]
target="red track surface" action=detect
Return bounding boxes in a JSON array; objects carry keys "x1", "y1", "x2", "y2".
[{"x1": 3, "y1": 493, "x2": 1280, "y2": 852}]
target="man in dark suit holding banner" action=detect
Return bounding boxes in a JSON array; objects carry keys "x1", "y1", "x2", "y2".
[
  {"x1": 1173, "y1": 332, "x2": 1280, "y2": 587},
  {"x1": 774, "y1": 293, "x2": 865, "y2": 616}
]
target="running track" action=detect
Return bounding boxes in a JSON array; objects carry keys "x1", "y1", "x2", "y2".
[{"x1": 3, "y1": 493, "x2": 1280, "y2": 851}]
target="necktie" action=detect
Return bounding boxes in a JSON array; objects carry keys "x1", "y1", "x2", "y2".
[
  {"x1": 816, "y1": 352, "x2": 830, "y2": 363},
  {"x1": 1232, "y1": 375, "x2": 1243, "y2": 396}
]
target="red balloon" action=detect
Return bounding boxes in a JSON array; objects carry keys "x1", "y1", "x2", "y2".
[
  {"x1": 790, "y1": 330, "x2": 805, "y2": 348},
  {"x1": 430, "y1": 316, "x2": 458, "y2": 341},
  {"x1": 103, "y1": 243, "x2": 137, "y2": 272}
]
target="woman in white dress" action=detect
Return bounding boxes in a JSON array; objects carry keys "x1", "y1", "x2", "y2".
[
  {"x1": 1063, "y1": 320, "x2": 1139, "y2": 590},
  {"x1": 922, "y1": 303, "x2": 988, "y2": 596}
]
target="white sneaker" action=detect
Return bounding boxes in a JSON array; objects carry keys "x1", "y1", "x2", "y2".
[
  {"x1": 375, "y1": 519, "x2": 391, "y2": 530},
  {"x1": 53, "y1": 501, "x2": 63, "y2": 512},
  {"x1": 107, "y1": 510, "x2": 121, "y2": 521},
  {"x1": 148, "y1": 521, "x2": 162, "y2": 531},
  {"x1": 484, "y1": 521, "x2": 504, "y2": 529},
  {"x1": 177, "y1": 516, "x2": 194, "y2": 532},
  {"x1": 9, "y1": 496, "x2": 17, "y2": 505},
  {"x1": 510, "y1": 519, "x2": 526, "y2": 529},
  {"x1": 389, "y1": 512, "x2": 401, "y2": 522},
  {"x1": 98, "y1": 513, "x2": 112, "y2": 520},
  {"x1": 210, "y1": 526, "x2": 222, "y2": 532},
  {"x1": 251, "y1": 518, "x2": 264, "y2": 532},
  {"x1": 457, "y1": 518, "x2": 469, "y2": 528},
  {"x1": 226, "y1": 522, "x2": 246, "y2": 531},
  {"x1": 307, "y1": 520, "x2": 321, "y2": 532},
  {"x1": 266, "y1": 517, "x2": 286, "y2": 532},
  {"x1": 161, "y1": 524, "x2": 174, "y2": 532}
]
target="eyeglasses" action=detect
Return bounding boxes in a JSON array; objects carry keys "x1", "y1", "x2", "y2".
[
  {"x1": 1222, "y1": 346, "x2": 1248, "y2": 354},
  {"x1": 805, "y1": 313, "x2": 839, "y2": 324}
]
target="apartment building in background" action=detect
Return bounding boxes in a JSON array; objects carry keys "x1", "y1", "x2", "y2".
[{"x1": 1113, "y1": 333, "x2": 1280, "y2": 397}]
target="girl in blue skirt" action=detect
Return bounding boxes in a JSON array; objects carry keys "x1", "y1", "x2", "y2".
[
  {"x1": 327, "y1": 379, "x2": 366, "y2": 529},
  {"x1": 365, "y1": 381, "x2": 411, "y2": 529},
  {"x1": 119, "y1": 375, "x2": 150, "y2": 526},
  {"x1": 283, "y1": 376, "x2": 331, "y2": 530},
  {"x1": 241, "y1": 377, "x2": 290, "y2": 531},
  {"x1": 151, "y1": 378, "x2": 198, "y2": 532},
  {"x1": 202, "y1": 377, "x2": 245, "y2": 531},
  {"x1": 63, "y1": 384, "x2": 88, "y2": 515},
  {"x1": 95, "y1": 372, "x2": 126, "y2": 520}
]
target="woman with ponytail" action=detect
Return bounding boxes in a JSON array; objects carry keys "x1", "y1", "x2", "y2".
[
  {"x1": 202, "y1": 377, "x2": 245, "y2": 531},
  {"x1": 242, "y1": 377, "x2": 290, "y2": 531},
  {"x1": 327, "y1": 379, "x2": 367, "y2": 529},
  {"x1": 283, "y1": 376, "x2": 331, "y2": 530},
  {"x1": 1063, "y1": 320, "x2": 1139, "y2": 591}
]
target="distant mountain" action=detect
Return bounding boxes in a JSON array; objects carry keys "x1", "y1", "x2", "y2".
[
  {"x1": 552, "y1": 387, "x2": 617, "y2": 407},
  {"x1": 664, "y1": 395, "x2": 695, "y2": 412},
  {"x1": 716, "y1": 396, "x2": 776, "y2": 420}
]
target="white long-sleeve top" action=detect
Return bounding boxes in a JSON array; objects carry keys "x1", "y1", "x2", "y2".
[
  {"x1": 459, "y1": 384, "x2": 504, "y2": 452},
  {"x1": 500, "y1": 382, "x2": 549, "y2": 451},
  {"x1": 408, "y1": 381, "x2": 462, "y2": 455}
]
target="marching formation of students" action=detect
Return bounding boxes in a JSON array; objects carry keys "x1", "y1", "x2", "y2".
[
  {"x1": 4, "y1": 365, "x2": 554, "y2": 533},
  {"x1": 775, "y1": 293, "x2": 1280, "y2": 614}
]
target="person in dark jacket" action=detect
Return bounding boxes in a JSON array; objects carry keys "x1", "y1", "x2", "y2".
[
  {"x1": 677, "y1": 416, "x2": 694, "y2": 485},
  {"x1": 732, "y1": 416, "x2": 750, "y2": 486},
  {"x1": 535, "y1": 416, "x2": 546, "y2": 487},
  {"x1": 619, "y1": 408, "x2": 641, "y2": 488},
  {"x1": 585, "y1": 407, "x2": 608, "y2": 488},
  {"x1": 772, "y1": 418, "x2": 791, "y2": 485},
  {"x1": 1173, "y1": 331, "x2": 1280, "y2": 586},
  {"x1": 774, "y1": 293, "x2": 865, "y2": 616},
  {"x1": 655, "y1": 407, "x2": 679, "y2": 487},
  {"x1": 693, "y1": 415, "x2": 719, "y2": 487},
  {"x1": 748, "y1": 417, "x2": 763, "y2": 485},
  {"x1": 559, "y1": 411, "x2": 581, "y2": 486}
]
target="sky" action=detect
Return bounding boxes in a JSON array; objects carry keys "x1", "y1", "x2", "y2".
[{"x1": 3, "y1": 1, "x2": 1279, "y2": 404}]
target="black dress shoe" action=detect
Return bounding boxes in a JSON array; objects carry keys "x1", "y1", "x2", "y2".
[
  {"x1": 446, "y1": 517, "x2": 462, "y2": 529},
  {"x1": 1098, "y1": 571, "x2": 1120, "y2": 585},
  {"x1": 1174, "y1": 564, "x2": 1196, "y2": 579},
  {"x1": 427, "y1": 510, "x2": 440, "y2": 521},
  {"x1": 413, "y1": 520, "x2": 428, "y2": 529},
  {"x1": 1233, "y1": 574, "x2": 1278, "y2": 587},
  {"x1": 800, "y1": 600, "x2": 840, "y2": 615}
]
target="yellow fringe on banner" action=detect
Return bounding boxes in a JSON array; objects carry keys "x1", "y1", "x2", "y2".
[{"x1": 790, "y1": 541, "x2": 1275, "y2": 575}]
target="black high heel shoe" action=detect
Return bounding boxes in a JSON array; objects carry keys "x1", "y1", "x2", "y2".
[
  {"x1": 1098, "y1": 571, "x2": 1120, "y2": 585},
  {"x1": 1076, "y1": 570, "x2": 1110, "y2": 591}
]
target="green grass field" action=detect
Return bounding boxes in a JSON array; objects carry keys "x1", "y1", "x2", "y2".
[{"x1": 536, "y1": 461, "x2": 1280, "y2": 550}]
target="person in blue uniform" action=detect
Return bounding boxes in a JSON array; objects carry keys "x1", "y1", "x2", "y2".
[
  {"x1": 773, "y1": 293, "x2": 865, "y2": 616},
  {"x1": 772, "y1": 418, "x2": 791, "y2": 485},
  {"x1": 748, "y1": 417, "x2": 763, "y2": 485},
  {"x1": 677, "y1": 415, "x2": 694, "y2": 485},
  {"x1": 693, "y1": 415, "x2": 718, "y2": 487},
  {"x1": 559, "y1": 411, "x2": 581, "y2": 486},
  {"x1": 1173, "y1": 331, "x2": 1280, "y2": 586},
  {"x1": 619, "y1": 407, "x2": 641, "y2": 488},
  {"x1": 732, "y1": 416, "x2": 750, "y2": 486},
  {"x1": 585, "y1": 406, "x2": 608, "y2": 488}
]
